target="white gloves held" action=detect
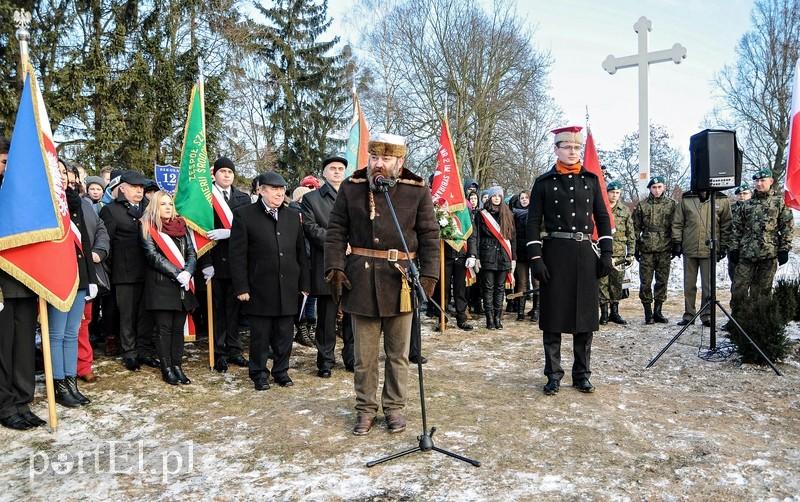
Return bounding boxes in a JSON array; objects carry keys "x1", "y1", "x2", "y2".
[
  {"x1": 176, "y1": 271, "x2": 192, "y2": 288},
  {"x1": 207, "y1": 228, "x2": 231, "y2": 241},
  {"x1": 0, "y1": 302, "x2": 4, "y2": 313},
  {"x1": 465, "y1": 257, "x2": 477, "y2": 269},
  {"x1": 85, "y1": 284, "x2": 99, "y2": 300},
  {"x1": 202, "y1": 266, "x2": 215, "y2": 281}
]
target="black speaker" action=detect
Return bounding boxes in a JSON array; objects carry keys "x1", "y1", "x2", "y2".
[{"x1": 689, "y1": 129, "x2": 742, "y2": 191}]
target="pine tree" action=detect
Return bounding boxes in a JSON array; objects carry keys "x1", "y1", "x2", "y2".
[
  {"x1": 254, "y1": 0, "x2": 349, "y2": 184},
  {"x1": 729, "y1": 292, "x2": 792, "y2": 364}
]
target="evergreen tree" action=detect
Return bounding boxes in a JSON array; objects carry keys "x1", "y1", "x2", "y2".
[{"x1": 729, "y1": 292, "x2": 792, "y2": 364}]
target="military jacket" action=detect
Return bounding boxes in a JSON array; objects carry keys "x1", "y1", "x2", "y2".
[
  {"x1": 633, "y1": 194, "x2": 677, "y2": 253},
  {"x1": 732, "y1": 188, "x2": 793, "y2": 261},
  {"x1": 611, "y1": 203, "x2": 635, "y2": 258}
]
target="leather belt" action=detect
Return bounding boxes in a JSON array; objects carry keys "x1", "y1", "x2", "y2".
[
  {"x1": 350, "y1": 247, "x2": 416, "y2": 262},
  {"x1": 546, "y1": 231, "x2": 589, "y2": 242}
]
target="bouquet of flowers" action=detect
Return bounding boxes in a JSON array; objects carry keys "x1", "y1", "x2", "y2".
[{"x1": 433, "y1": 197, "x2": 462, "y2": 241}]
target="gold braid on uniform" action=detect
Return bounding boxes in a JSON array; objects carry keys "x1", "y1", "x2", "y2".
[{"x1": 369, "y1": 190, "x2": 376, "y2": 220}]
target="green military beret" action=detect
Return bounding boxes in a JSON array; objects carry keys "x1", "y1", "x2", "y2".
[
  {"x1": 647, "y1": 175, "x2": 665, "y2": 188},
  {"x1": 734, "y1": 181, "x2": 752, "y2": 194},
  {"x1": 752, "y1": 168, "x2": 773, "y2": 180},
  {"x1": 606, "y1": 180, "x2": 622, "y2": 191}
]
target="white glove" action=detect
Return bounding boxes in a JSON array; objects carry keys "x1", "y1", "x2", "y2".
[
  {"x1": 86, "y1": 284, "x2": 98, "y2": 300},
  {"x1": 465, "y1": 257, "x2": 476, "y2": 269},
  {"x1": 474, "y1": 259, "x2": 481, "y2": 273},
  {"x1": 511, "y1": 260, "x2": 517, "y2": 275},
  {"x1": 202, "y1": 266, "x2": 215, "y2": 281},
  {"x1": 183, "y1": 281, "x2": 191, "y2": 291},
  {"x1": 0, "y1": 303, "x2": 4, "y2": 313},
  {"x1": 207, "y1": 228, "x2": 231, "y2": 241},
  {"x1": 176, "y1": 271, "x2": 192, "y2": 287}
]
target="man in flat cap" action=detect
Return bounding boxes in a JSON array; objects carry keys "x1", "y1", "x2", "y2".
[
  {"x1": 632, "y1": 175, "x2": 677, "y2": 324},
  {"x1": 301, "y1": 154, "x2": 355, "y2": 379},
  {"x1": 526, "y1": 125, "x2": 613, "y2": 396},
  {"x1": 325, "y1": 133, "x2": 439, "y2": 435},
  {"x1": 100, "y1": 170, "x2": 157, "y2": 370},
  {"x1": 202, "y1": 157, "x2": 252, "y2": 372},
  {"x1": 230, "y1": 171, "x2": 309, "y2": 390},
  {"x1": 598, "y1": 180, "x2": 635, "y2": 325},
  {"x1": 729, "y1": 168, "x2": 793, "y2": 318}
]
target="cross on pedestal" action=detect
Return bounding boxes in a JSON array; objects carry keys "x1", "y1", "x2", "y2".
[{"x1": 602, "y1": 16, "x2": 687, "y2": 196}]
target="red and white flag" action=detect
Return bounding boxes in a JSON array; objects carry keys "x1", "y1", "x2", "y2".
[{"x1": 784, "y1": 58, "x2": 800, "y2": 209}]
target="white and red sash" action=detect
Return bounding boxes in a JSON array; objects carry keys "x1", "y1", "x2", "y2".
[
  {"x1": 211, "y1": 184, "x2": 234, "y2": 229},
  {"x1": 70, "y1": 221, "x2": 83, "y2": 252},
  {"x1": 150, "y1": 226, "x2": 196, "y2": 340},
  {"x1": 479, "y1": 209, "x2": 514, "y2": 286}
]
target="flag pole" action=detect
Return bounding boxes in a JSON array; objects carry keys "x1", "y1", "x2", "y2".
[
  {"x1": 439, "y1": 240, "x2": 445, "y2": 331},
  {"x1": 38, "y1": 297, "x2": 58, "y2": 431},
  {"x1": 207, "y1": 277, "x2": 215, "y2": 369}
]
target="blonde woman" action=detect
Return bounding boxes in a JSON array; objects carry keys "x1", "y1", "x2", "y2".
[{"x1": 140, "y1": 191, "x2": 198, "y2": 385}]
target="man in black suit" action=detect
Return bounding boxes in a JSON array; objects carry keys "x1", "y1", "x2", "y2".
[
  {"x1": 230, "y1": 172, "x2": 309, "y2": 390},
  {"x1": 301, "y1": 155, "x2": 354, "y2": 378},
  {"x1": 99, "y1": 170, "x2": 156, "y2": 371},
  {"x1": 202, "y1": 157, "x2": 252, "y2": 372}
]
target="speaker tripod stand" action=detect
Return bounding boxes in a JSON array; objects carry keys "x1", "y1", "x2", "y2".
[{"x1": 646, "y1": 190, "x2": 782, "y2": 376}]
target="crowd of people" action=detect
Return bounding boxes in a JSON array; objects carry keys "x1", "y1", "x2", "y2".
[{"x1": 0, "y1": 125, "x2": 793, "y2": 434}]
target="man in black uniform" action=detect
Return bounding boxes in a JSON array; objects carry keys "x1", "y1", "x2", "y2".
[
  {"x1": 230, "y1": 172, "x2": 309, "y2": 390},
  {"x1": 100, "y1": 170, "x2": 156, "y2": 371},
  {"x1": 526, "y1": 126, "x2": 613, "y2": 395},
  {"x1": 301, "y1": 154, "x2": 355, "y2": 378},
  {"x1": 202, "y1": 157, "x2": 252, "y2": 372}
]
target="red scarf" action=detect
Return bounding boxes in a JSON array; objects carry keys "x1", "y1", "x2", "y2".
[{"x1": 161, "y1": 217, "x2": 187, "y2": 238}]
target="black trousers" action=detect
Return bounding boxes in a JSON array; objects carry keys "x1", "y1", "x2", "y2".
[
  {"x1": 100, "y1": 287, "x2": 119, "y2": 339},
  {"x1": 0, "y1": 297, "x2": 37, "y2": 419},
  {"x1": 542, "y1": 331, "x2": 592, "y2": 381},
  {"x1": 212, "y1": 278, "x2": 243, "y2": 357},
  {"x1": 248, "y1": 315, "x2": 293, "y2": 382},
  {"x1": 315, "y1": 295, "x2": 354, "y2": 371},
  {"x1": 446, "y1": 257, "x2": 469, "y2": 317},
  {"x1": 152, "y1": 310, "x2": 187, "y2": 367},
  {"x1": 116, "y1": 283, "x2": 154, "y2": 359},
  {"x1": 481, "y1": 269, "x2": 507, "y2": 313}
]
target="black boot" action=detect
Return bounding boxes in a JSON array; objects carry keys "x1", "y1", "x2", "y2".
[
  {"x1": 161, "y1": 366, "x2": 179, "y2": 385},
  {"x1": 456, "y1": 314, "x2": 473, "y2": 331},
  {"x1": 517, "y1": 297, "x2": 527, "y2": 321},
  {"x1": 506, "y1": 298, "x2": 517, "y2": 313},
  {"x1": 485, "y1": 311, "x2": 495, "y2": 329},
  {"x1": 173, "y1": 366, "x2": 191, "y2": 385},
  {"x1": 54, "y1": 379, "x2": 82, "y2": 408},
  {"x1": 495, "y1": 309, "x2": 504, "y2": 330},
  {"x1": 609, "y1": 303, "x2": 627, "y2": 324},
  {"x1": 653, "y1": 301, "x2": 668, "y2": 323},
  {"x1": 528, "y1": 295, "x2": 539, "y2": 322},
  {"x1": 643, "y1": 303, "x2": 654, "y2": 325},
  {"x1": 599, "y1": 304, "x2": 609, "y2": 325},
  {"x1": 65, "y1": 376, "x2": 90, "y2": 405}
]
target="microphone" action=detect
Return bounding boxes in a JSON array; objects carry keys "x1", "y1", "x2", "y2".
[{"x1": 372, "y1": 174, "x2": 397, "y2": 190}]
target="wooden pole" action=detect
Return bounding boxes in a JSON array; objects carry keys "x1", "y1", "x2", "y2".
[
  {"x1": 38, "y1": 297, "x2": 58, "y2": 432},
  {"x1": 439, "y1": 240, "x2": 445, "y2": 331},
  {"x1": 206, "y1": 277, "x2": 215, "y2": 369}
]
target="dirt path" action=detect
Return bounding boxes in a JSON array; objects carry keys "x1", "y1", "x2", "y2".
[{"x1": 2, "y1": 293, "x2": 799, "y2": 501}]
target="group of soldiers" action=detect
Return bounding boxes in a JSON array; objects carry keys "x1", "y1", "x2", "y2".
[{"x1": 597, "y1": 168, "x2": 793, "y2": 327}]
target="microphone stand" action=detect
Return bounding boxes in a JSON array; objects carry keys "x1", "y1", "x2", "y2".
[{"x1": 366, "y1": 183, "x2": 480, "y2": 468}]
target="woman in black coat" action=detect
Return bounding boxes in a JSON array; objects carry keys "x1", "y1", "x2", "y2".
[
  {"x1": 475, "y1": 186, "x2": 516, "y2": 329},
  {"x1": 140, "y1": 191, "x2": 198, "y2": 385}
]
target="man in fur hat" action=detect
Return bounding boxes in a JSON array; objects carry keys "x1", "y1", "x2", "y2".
[{"x1": 325, "y1": 133, "x2": 439, "y2": 436}]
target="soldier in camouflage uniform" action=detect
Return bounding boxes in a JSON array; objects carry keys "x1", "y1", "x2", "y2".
[
  {"x1": 599, "y1": 180, "x2": 635, "y2": 325},
  {"x1": 727, "y1": 182, "x2": 752, "y2": 282},
  {"x1": 729, "y1": 168, "x2": 793, "y2": 317},
  {"x1": 633, "y1": 175, "x2": 677, "y2": 324}
]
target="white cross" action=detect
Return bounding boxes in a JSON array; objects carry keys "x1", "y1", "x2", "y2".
[{"x1": 602, "y1": 16, "x2": 687, "y2": 196}]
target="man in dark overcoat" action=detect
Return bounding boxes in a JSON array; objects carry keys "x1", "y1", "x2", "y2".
[
  {"x1": 230, "y1": 171, "x2": 309, "y2": 390},
  {"x1": 325, "y1": 133, "x2": 439, "y2": 436},
  {"x1": 526, "y1": 126, "x2": 613, "y2": 395},
  {"x1": 201, "y1": 157, "x2": 252, "y2": 372},
  {"x1": 301, "y1": 154, "x2": 354, "y2": 378},
  {"x1": 100, "y1": 170, "x2": 156, "y2": 371}
]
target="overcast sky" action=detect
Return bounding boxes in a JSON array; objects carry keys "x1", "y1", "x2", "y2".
[{"x1": 327, "y1": 0, "x2": 755, "y2": 154}]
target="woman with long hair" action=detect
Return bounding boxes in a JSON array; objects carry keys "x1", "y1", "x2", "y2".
[
  {"x1": 48, "y1": 159, "x2": 98, "y2": 408},
  {"x1": 476, "y1": 186, "x2": 516, "y2": 329},
  {"x1": 140, "y1": 191, "x2": 198, "y2": 385}
]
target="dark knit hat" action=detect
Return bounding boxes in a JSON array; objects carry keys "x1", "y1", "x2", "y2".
[{"x1": 213, "y1": 156, "x2": 236, "y2": 175}]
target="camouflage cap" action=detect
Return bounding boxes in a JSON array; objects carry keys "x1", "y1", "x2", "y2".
[
  {"x1": 752, "y1": 168, "x2": 773, "y2": 180},
  {"x1": 606, "y1": 180, "x2": 622, "y2": 191},
  {"x1": 647, "y1": 175, "x2": 665, "y2": 188},
  {"x1": 734, "y1": 181, "x2": 752, "y2": 194}
]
